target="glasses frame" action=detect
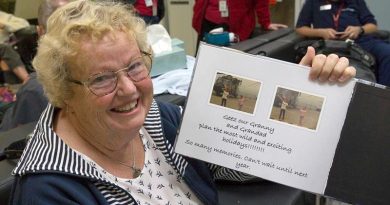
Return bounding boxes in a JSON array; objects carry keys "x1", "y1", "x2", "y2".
[{"x1": 68, "y1": 51, "x2": 152, "y2": 96}]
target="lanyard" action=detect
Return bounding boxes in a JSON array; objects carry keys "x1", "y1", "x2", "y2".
[{"x1": 331, "y1": 2, "x2": 344, "y2": 30}]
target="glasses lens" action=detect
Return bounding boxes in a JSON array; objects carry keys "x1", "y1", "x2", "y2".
[
  {"x1": 88, "y1": 72, "x2": 117, "y2": 96},
  {"x1": 127, "y1": 57, "x2": 149, "y2": 82},
  {"x1": 85, "y1": 53, "x2": 151, "y2": 96}
]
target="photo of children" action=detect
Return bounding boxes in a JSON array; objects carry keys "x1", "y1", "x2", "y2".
[
  {"x1": 209, "y1": 72, "x2": 261, "y2": 114},
  {"x1": 270, "y1": 86, "x2": 325, "y2": 130}
]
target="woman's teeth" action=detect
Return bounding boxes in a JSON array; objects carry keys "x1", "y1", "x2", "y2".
[{"x1": 114, "y1": 101, "x2": 137, "y2": 112}]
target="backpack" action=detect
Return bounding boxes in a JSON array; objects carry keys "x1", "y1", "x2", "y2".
[{"x1": 295, "y1": 39, "x2": 377, "y2": 82}]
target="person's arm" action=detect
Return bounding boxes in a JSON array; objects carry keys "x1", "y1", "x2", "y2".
[
  {"x1": 268, "y1": 23, "x2": 288, "y2": 30},
  {"x1": 340, "y1": 0, "x2": 378, "y2": 39},
  {"x1": 12, "y1": 66, "x2": 29, "y2": 84},
  {"x1": 295, "y1": 0, "x2": 338, "y2": 39},
  {"x1": 360, "y1": 23, "x2": 378, "y2": 34},
  {"x1": 340, "y1": 23, "x2": 377, "y2": 40},
  {"x1": 0, "y1": 44, "x2": 29, "y2": 83},
  {"x1": 296, "y1": 26, "x2": 338, "y2": 40}
]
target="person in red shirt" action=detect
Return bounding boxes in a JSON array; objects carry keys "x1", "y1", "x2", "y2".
[
  {"x1": 192, "y1": 0, "x2": 287, "y2": 45},
  {"x1": 122, "y1": 0, "x2": 165, "y2": 24}
]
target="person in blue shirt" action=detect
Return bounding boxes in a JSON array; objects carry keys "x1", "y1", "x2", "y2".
[{"x1": 296, "y1": 0, "x2": 390, "y2": 87}]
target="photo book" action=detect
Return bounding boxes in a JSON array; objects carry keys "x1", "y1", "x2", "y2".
[{"x1": 174, "y1": 43, "x2": 390, "y2": 205}]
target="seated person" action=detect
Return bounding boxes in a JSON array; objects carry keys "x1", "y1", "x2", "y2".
[
  {"x1": 0, "y1": 12, "x2": 36, "y2": 84},
  {"x1": 0, "y1": 0, "x2": 69, "y2": 131},
  {"x1": 132, "y1": 0, "x2": 165, "y2": 25},
  {"x1": 0, "y1": 44, "x2": 29, "y2": 84},
  {"x1": 9, "y1": 1, "x2": 355, "y2": 204},
  {"x1": 0, "y1": 72, "x2": 47, "y2": 131},
  {"x1": 296, "y1": 0, "x2": 390, "y2": 87}
]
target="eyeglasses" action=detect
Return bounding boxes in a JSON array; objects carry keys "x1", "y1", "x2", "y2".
[{"x1": 68, "y1": 51, "x2": 152, "y2": 97}]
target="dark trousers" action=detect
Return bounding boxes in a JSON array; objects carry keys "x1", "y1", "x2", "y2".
[
  {"x1": 279, "y1": 109, "x2": 286, "y2": 120},
  {"x1": 358, "y1": 37, "x2": 390, "y2": 86},
  {"x1": 221, "y1": 98, "x2": 227, "y2": 107}
]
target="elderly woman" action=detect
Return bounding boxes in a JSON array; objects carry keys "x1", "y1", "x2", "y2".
[{"x1": 10, "y1": 0, "x2": 355, "y2": 204}]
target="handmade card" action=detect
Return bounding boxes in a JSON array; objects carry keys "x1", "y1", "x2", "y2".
[
  {"x1": 174, "y1": 43, "x2": 356, "y2": 194},
  {"x1": 174, "y1": 43, "x2": 390, "y2": 205}
]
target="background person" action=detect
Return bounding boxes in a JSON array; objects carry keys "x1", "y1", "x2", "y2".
[
  {"x1": 299, "y1": 106, "x2": 307, "y2": 126},
  {"x1": 0, "y1": 11, "x2": 32, "y2": 85},
  {"x1": 116, "y1": 0, "x2": 165, "y2": 25},
  {"x1": 0, "y1": 0, "x2": 69, "y2": 131},
  {"x1": 37, "y1": 0, "x2": 70, "y2": 36},
  {"x1": 133, "y1": 0, "x2": 165, "y2": 24},
  {"x1": 192, "y1": 0, "x2": 288, "y2": 46},
  {"x1": 221, "y1": 88, "x2": 229, "y2": 107},
  {"x1": 238, "y1": 95, "x2": 245, "y2": 111},
  {"x1": 278, "y1": 96, "x2": 288, "y2": 121},
  {"x1": 0, "y1": 44, "x2": 29, "y2": 84},
  {"x1": 10, "y1": 1, "x2": 356, "y2": 204},
  {"x1": 296, "y1": 0, "x2": 390, "y2": 86}
]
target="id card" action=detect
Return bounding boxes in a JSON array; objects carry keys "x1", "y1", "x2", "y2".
[
  {"x1": 320, "y1": 4, "x2": 332, "y2": 11},
  {"x1": 219, "y1": 0, "x2": 229, "y2": 17},
  {"x1": 145, "y1": 0, "x2": 153, "y2": 7}
]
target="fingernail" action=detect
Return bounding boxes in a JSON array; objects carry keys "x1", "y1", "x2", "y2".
[
  {"x1": 338, "y1": 76, "x2": 347, "y2": 82},
  {"x1": 329, "y1": 76, "x2": 336, "y2": 82}
]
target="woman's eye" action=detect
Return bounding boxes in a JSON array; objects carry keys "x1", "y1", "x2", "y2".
[
  {"x1": 128, "y1": 61, "x2": 143, "y2": 71},
  {"x1": 90, "y1": 74, "x2": 115, "y2": 86}
]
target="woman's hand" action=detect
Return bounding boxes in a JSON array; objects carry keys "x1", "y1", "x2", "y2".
[{"x1": 299, "y1": 46, "x2": 356, "y2": 83}]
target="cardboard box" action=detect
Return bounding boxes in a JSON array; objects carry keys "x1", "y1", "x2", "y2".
[{"x1": 151, "y1": 38, "x2": 187, "y2": 77}]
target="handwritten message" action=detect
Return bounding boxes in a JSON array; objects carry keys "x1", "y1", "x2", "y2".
[{"x1": 184, "y1": 114, "x2": 308, "y2": 178}]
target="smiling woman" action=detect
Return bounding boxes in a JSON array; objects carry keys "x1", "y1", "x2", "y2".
[
  {"x1": 9, "y1": 0, "x2": 357, "y2": 204},
  {"x1": 9, "y1": 1, "x2": 221, "y2": 204}
]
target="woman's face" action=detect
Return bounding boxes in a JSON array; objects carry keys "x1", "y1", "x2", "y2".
[{"x1": 67, "y1": 31, "x2": 153, "y2": 137}]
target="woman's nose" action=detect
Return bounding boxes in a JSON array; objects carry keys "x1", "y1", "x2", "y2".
[{"x1": 115, "y1": 73, "x2": 137, "y2": 96}]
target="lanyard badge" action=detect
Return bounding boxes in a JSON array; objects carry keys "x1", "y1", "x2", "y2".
[
  {"x1": 145, "y1": 0, "x2": 158, "y2": 16},
  {"x1": 320, "y1": 4, "x2": 332, "y2": 11},
  {"x1": 219, "y1": 0, "x2": 229, "y2": 17},
  {"x1": 332, "y1": 2, "x2": 344, "y2": 30}
]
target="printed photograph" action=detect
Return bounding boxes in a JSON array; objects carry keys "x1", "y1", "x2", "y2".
[
  {"x1": 209, "y1": 71, "x2": 261, "y2": 114},
  {"x1": 269, "y1": 86, "x2": 325, "y2": 131}
]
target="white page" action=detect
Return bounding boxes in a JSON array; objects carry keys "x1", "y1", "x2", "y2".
[{"x1": 175, "y1": 44, "x2": 356, "y2": 194}]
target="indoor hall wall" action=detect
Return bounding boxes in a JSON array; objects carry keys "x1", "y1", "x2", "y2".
[
  {"x1": 366, "y1": 0, "x2": 390, "y2": 31},
  {"x1": 14, "y1": 0, "x2": 42, "y2": 20}
]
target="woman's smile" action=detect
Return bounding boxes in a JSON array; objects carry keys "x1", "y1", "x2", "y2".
[{"x1": 111, "y1": 100, "x2": 138, "y2": 113}]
